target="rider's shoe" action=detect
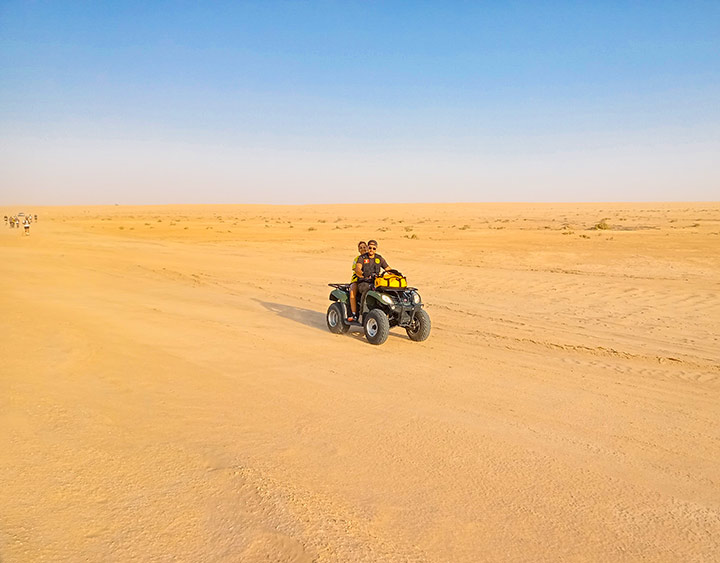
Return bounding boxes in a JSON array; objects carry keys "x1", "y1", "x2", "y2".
[{"x1": 347, "y1": 313, "x2": 358, "y2": 323}]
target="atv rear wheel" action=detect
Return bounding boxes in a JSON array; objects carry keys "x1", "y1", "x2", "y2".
[
  {"x1": 364, "y1": 309, "x2": 390, "y2": 345},
  {"x1": 326, "y1": 303, "x2": 350, "y2": 334},
  {"x1": 406, "y1": 308, "x2": 431, "y2": 342}
]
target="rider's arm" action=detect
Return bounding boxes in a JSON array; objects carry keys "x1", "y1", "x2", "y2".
[{"x1": 355, "y1": 262, "x2": 364, "y2": 279}]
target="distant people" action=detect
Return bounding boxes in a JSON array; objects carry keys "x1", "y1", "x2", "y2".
[
  {"x1": 23, "y1": 217, "x2": 30, "y2": 235},
  {"x1": 34, "y1": 214, "x2": 38, "y2": 222},
  {"x1": 354, "y1": 239, "x2": 392, "y2": 312},
  {"x1": 347, "y1": 240, "x2": 368, "y2": 322}
]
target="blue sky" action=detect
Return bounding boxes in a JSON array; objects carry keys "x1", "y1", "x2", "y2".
[{"x1": 1, "y1": 1, "x2": 719, "y2": 204}]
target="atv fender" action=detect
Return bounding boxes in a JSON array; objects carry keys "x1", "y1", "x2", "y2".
[
  {"x1": 329, "y1": 289, "x2": 348, "y2": 303},
  {"x1": 364, "y1": 290, "x2": 385, "y2": 310}
]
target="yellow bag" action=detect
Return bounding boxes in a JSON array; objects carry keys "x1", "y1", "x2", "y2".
[{"x1": 374, "y1": 273, "x2": 407, "y2": 288}]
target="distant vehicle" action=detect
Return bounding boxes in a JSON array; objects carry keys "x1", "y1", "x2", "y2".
[
  {"x1": 17, "y1": 212, "x2": 25, "y2": 216},
  {"x1": 326, "y1": 270, "x2": 431, "y2": 345}
]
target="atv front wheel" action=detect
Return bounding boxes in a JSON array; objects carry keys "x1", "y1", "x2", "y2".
[
  {"x1": 406, "y1": 309, "x2": 431, "y2": 342},
  {"x1": 326, "y1": 303, "x2": 350, "y2": 334},
  {"x1": 364, "y1": 309, "x2": 390, "y2": 345}
]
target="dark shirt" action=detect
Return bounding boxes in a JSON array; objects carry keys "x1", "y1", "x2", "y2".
[{"x1": 359, "y1": 253, "x2": 389, "y2": 279}]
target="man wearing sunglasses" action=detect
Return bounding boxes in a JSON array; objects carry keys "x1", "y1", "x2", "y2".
[{"x1": 352, "y1": 239, "x2": 392, "y2": 321}]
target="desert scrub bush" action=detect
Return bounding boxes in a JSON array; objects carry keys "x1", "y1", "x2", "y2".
[
  {"x1": 594, "y1": 218, "x2": 611, "y2": 230},
  {"x1": 404, "y1": 226, "x2": 413, "y2": 232},
  {"x1": 403, "y1": 234, "x2": 418, "y2": 239},
  {"x1": 308, "y1": 226, "x2": 316, "y2": 231},
  {"x1": 118, "y1": 226, "x2": 124, "y2": 230},
  {"x1": 579, "y1": 234, "x2": 590, "y2": 239},
  {"x1": 459, "y1": 224, "x2": 470, "y2": 230}
]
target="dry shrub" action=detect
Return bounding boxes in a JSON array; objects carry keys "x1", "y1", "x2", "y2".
[{"x1": 594, "y1": 218, "x2": 610, "y2": 230}]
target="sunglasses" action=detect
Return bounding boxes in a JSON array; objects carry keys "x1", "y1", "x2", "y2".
[{"x1": 368, "y1": 246, "x2": 377, "y2": 250}]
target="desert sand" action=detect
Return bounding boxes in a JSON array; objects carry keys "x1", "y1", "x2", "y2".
[{"x1": 1, "y1": 202, "x2": 719, "y2": 562}]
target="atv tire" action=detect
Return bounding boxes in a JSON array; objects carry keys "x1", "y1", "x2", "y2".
[
  {"x1": 406, "y1": 309, "x2": 431, "y2": 342},
  {"x1": 364, "y1": 309, "x2": 390, "y2": 345},
  {"x1": 326, "y1": 303, "x2": 350, "y2": 334}
]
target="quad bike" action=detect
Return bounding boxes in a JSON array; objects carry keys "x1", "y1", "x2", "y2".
[{"x1": 326, "y1": 270, "x2": 431, "y2": 345}]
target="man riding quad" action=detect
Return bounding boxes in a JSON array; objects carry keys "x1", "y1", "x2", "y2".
[
  {"x1": 327, "y1": 239, "x2": 431, "y2": 345},
  {"x1": 350, "y1": 239, "x2": 390, "y2": 321}
]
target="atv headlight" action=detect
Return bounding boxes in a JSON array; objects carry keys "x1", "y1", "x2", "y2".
[
  {"x1": 412, "y1": 292, "x2": 421, "y2": 304},
  {"x1": 381, "y1": 294, "x2": 395, "y2": 305}
]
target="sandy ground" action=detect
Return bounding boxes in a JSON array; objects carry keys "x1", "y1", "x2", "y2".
[{"x1": 1, "y1": 202, "x2": 719, "y2": 562}]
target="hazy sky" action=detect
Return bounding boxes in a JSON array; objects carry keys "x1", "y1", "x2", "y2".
[{"x1": 2, "y1": 1, "x2": 719, "y2": 204}]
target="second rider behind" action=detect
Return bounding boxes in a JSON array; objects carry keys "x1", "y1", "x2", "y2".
[{"x1": 348, "y1": 240, "x2": 368, "y2": 322}]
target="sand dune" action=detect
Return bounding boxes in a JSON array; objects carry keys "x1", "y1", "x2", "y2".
[{"x1": 1, "y1": 202, "x2": 719, "y2": 562}]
